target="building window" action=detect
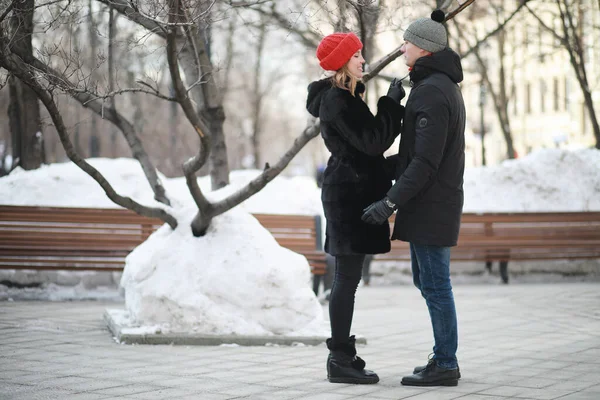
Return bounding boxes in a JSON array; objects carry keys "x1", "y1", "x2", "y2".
[{"x1": 553, "y1": 78, "x2": 559, "y2": 112}]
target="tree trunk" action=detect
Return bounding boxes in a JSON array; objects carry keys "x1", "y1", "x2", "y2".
[
  {"x1": 207, "y1": 108, "x2": 229, "y2": 189},
  {"x1": 177, "y1": 27, "x2": 229, "y2": 190},
  {"x1": 251, "y1": 20, "x2": 267, "y2": 169},
  {"x1": 8, "y1": 0, "x2": 44, "y2": 170},
  {"x1": 496, "y1": 28, "x2": 515, "y2": 159},
  {"x1": 88, "y1": 0, "x2": 100, "y2": 157},
  {"x1": 357, "y1": 3, "x2": 380, "y2": 104},
  {"x1": 559, "y1": 0, "x2": 600, "y2": 148},
  {"x1": 97, "y1": 0, "x2": 231, "y2": 189},
  {"x1": 580, "y1": 82, "x2": 600, "y2": 149},
  {"x1": 335, "y1": 0, "x2": 348, "y2": 31},
  {"x1": 198, "y1": 9, "x2": 229, "y2": 190}
]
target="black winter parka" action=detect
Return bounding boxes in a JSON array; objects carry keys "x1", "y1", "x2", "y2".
[
  {"x1": 387, "y1": 48, "x2": 466, "y2": 247},
  {"x1": 307, "y1": 80, "x2": 403, "y2": 255}
]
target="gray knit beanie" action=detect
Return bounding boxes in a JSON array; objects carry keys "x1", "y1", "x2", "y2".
[{"x1": 404, "y1": 10, "x2": 447, "y2": 53}]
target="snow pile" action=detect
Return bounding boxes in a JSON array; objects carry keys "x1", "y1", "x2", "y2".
[
  {"x1": 0, "y1": 158, "x2": 170, "y2": 209},
  {"x1": 464, "y1": 148, "x2": 600, "y2": 212},
  {"x1": 120, "y1": 207, "x2": 324, "y2": 336}
]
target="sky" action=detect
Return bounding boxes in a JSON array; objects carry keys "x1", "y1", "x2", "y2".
[{"x1": 1, "y1": 148, "x2": 599, "y2": 335}]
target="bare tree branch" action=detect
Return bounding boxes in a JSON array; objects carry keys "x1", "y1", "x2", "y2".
[
  {"x1": 104, "y1": 0, "x2": 231, "y2": 190},
  {"x1": 227, "y1": 0, "x2": 272, "y2": 7},
  {"x1": 212, "y1": 121, "x2": 321, "y2": 215},
  {"x1": 0, "y1": 1, "x2": 14, "y2": 24},
  {"x1": 5, "y1": 39, "x2": 171, "y2": 205},
  {"x1": 95, "y1": 0, "x2": 167, "y2": 38},
  {"x1": 363, "y1": 46, "x2": 403, "y2": 83},
  {"x1": 445, "y1": 0, "x2": 477, "y2": 21},
  {"x1": 80, "y1": 86, "x2": 177, "y2": 104},
  {"x1": 0, "y1": 30, "x2": 177, "y2": 228},
  {"x1": 251, "y1": 6, "x2": 321, "y2": 48},
  {"x1": 460, "y1": 1, "x2": 529, "y2": 59}
]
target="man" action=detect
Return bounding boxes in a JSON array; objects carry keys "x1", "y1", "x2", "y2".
[{"x1": 361, "y1": 9, "x2": 466, "y2": 387}]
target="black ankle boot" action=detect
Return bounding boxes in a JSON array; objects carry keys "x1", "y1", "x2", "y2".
[
  {"x1": 326, "y1": 336, "x2": 379, "y2": 384},
  {"x1": 402, "y1": 360, "x2": 459, "y2": 387}
]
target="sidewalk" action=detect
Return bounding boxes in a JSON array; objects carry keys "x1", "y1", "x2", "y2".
[{"x1": 2, "y1": 283, "x2": 600, "y2": 400}]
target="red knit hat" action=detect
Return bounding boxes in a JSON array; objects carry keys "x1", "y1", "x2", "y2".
[{"x1": 316, "y1": 32, "x2": 363, "y2": 71}]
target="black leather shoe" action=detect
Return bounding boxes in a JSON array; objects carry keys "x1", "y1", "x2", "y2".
[
  {"x1": 413, "y1": 359, "x2": 461, "y2": 379},
  {"x1": 402, "y1": 361, "x2": 459, "y2": 387},
  {"x1": 326, "y1": 336, "x2": 379, "y2": 384}
]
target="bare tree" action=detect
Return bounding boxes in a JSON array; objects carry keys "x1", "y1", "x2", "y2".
[
  {"x1": 0, "y1": 0, "x2": 476, "y2": 238},
  {"x1": 95, "y1": 0, "x2": 231, "y2": 190},
  {"x1": 6, "y1": 0, "x2": 44, "y2": 170},
  {"x1": 249, "y1": 14, "x2": 267, "y2": 168},
  {"x1": 0, "y1": 0, "x2": 322, "y2": 235},
  {"x1": 0, "y1": 26, "x2": 178, "y2": 226},
  {"x1": 527, "y1": 0, "x2": 600, "y2": 149},
  {"x1": 452, "y1": 0, "x2": 530, "y2": 160},
  {"x1": 87, "y1": 0, "x2": 101, "y2": 157}
]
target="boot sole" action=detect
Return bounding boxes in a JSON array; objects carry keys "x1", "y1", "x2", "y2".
[
  {"x1": 328, "y1": 376, "x2": 380, "y2": 384},
  {"x1": 401, "y1": 378, "x2": 458, "y2": 387}
]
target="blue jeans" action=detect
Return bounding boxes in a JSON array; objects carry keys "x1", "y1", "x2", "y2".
[{"x1": 410, "y1": 243, "x2": 458, "y2": 369}]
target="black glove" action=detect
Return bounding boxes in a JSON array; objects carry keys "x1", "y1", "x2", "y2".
[
  {"x1": 386, "y1": 78, "x2": 406, "y2": 103},
  {"x1": 361, "y1": 197, "x2": 396, "y2": 225}
]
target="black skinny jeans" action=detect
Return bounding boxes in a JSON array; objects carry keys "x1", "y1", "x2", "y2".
[{"x1": 329, "y1": 254, "x2": 366, "y2": 344}]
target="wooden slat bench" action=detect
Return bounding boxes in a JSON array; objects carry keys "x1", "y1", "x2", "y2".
[
  {"x1": 377, "y1": 212, "x2": 600, "y2": 283},
  {"x1": 0, "y1": 205, "x2": 326, "y2": 279}
]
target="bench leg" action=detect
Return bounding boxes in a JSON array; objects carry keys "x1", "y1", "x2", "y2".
[
  {"x1": 313, "y1": 274, "x2": 321, "y2": 296},
  {"x1": 500, "y1": 261, "x2": 509, "y2": 284},
  {"x1": 485, "y1": 261, "x2": 492, "y2": 273}
]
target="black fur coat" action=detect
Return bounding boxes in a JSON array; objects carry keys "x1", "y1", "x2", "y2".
[{"x1": 307, "y1": 79, "x2": 403, "y2": 255}]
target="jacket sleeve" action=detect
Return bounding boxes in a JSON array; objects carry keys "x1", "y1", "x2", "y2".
[
  {"x1": 330, "y1": 96, "x2": 404, "y2": 156},
  {"x1": 387, "y1": 85, "x2": 449, "y2": 206}
]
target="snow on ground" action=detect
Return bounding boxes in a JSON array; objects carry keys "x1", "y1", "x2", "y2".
[
  {"x1": 2, "y1": 148, "x2": 598, "y2": 213},
  {"x1": 0, "y1": 158, "x2": 323, "y2": 215},
  {"x1": 464, "y1": 148, "x2": 600, "y2": 212}
]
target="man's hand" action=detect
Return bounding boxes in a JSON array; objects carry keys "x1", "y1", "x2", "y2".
[{"x1": 361, "y1": 197, "x2": 396, "y2": 225}]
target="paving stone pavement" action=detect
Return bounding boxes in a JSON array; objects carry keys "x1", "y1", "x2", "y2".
[{"x1": 1, "y1": 282, "x2": 600, "y2": 400}]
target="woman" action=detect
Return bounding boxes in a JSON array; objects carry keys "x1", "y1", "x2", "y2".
[{"x1": 306, "y1": 32, "x2": 405, "y2": 384}]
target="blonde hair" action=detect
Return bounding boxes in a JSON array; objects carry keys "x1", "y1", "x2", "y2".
[{"x1": 331, "y1": 64, "x2": 360, "y2": 97}]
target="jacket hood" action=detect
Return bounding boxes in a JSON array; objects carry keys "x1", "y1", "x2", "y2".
[
  {"x1": 306, "y1": 79, "x2": 366, "y2": 118},
  {"x1": 306, "y1": 79, "x2": 332, "y2": 118},
  {"x1": 410, "y1": 48, "x2": 463, "y2": 84}
]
